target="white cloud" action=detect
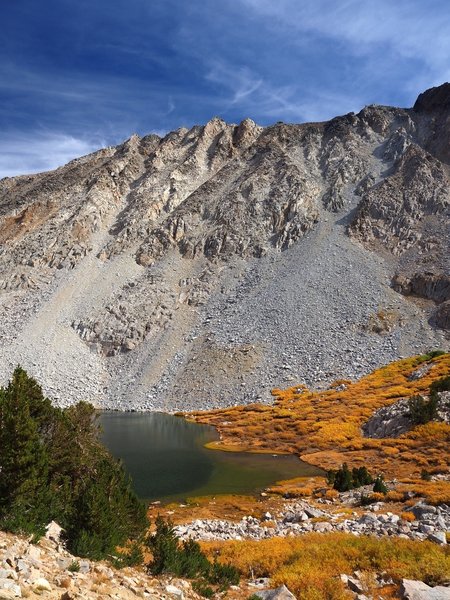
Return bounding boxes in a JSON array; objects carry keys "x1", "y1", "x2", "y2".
[
  {"x1": 0, "y1": 132, "x2": 104, "y2": 178},
  {"x1": 238, "y1": 0, "x2": 450, "y2": 80},
  {"x1": 204, "y1": 60, "x2": 365, "y2": 123}
]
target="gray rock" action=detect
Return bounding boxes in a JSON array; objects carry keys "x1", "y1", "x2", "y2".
[
  {"x1": 303, "y1": 506, "x2": 324, "y2": 519},
  {"x1": 400, "y1": 579, "x2": 450, "y2": 599},
  {"x1": 347, "y1": 576, "x2": 364, "y2": 594},
  {"x1": 412, "y1": 504, "x2": 438, "y2": 519},
  {"x1": 427, "y1": 531, "x2": 447, "y2": 545},
  {"x1": 0, "y1": 87, "x2": 448, "y2": 411},
  {"x1": 165, "y1": 584, "x2": 184, "y2": 600},
  {"x1": 0, "y1": 580, "x2": 21, "y2": 598},
  {"x1": 255, "y1": 584, "x2": 296, "y2": 600},
  {"x1": 313, "y1": 521, "x2": 333, "y2": 532}
]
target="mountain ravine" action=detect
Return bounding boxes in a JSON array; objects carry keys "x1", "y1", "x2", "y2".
[{"x1": 0, "y1": 83, "x2": 449, "y2": 411}]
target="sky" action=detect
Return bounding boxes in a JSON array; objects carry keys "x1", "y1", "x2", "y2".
[{"x1": 1, "y1": 0, "x2": 449, "y2": 177}]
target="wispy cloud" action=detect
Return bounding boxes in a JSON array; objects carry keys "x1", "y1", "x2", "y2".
[
  {"x1": 0, "y1": 131, "x2": 103, "y2": 178},
  {"x1": 238, "y1": 0, "x2": 450, "y2": 96},
  {"x1": 204, "y1": 60, "x2": 365, "y2": 122},
  {"x1": 1, "y1": 0, "x2": 449, "y2": 177}
]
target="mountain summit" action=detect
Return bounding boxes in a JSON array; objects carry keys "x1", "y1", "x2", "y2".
[{"x1": 0, "y1": 85, "x2": 448, "y2": 410}]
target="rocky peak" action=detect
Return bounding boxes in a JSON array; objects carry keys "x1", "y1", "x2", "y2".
[
  {"x1": 0, "y1": 86, "x2": 448, "y2": 409},
  {"x1": 413, "y1": 82, "x2": 450, "y2": 113},
  {"x1": 233, "y1": 117, "x2": 263, "y2": 148}
]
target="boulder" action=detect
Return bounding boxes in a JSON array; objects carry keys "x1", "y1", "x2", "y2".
[
  {"x1": 347, "y1": 576, "x2": 364, "y2": 594},
  {"x1": 412, "y1": 504, "x2": 437, "y2": 519},
  {"x1": 32, "y1": 578, "x2": 52, "y2": 592},
  {"x1": 0, "y1": 591, "x2": 20, "y2": 600},
  {"x1": 45, "y1": 521, "x2": 63, "y2": 543},
  {"x1": 165, "y1": 584, "x2": 184, "y2": 600},
  {"x1": 0, "y1": 579, "x2": 21, "y2": 598},
  {"x1": 400, "y1": 579, "x2": 450, "y2": 599},
  {"x1": 303, "y1": 506, "x2": 324, "y2": 519},
  {"x1": 427, "y1": 531, "x2": 447, "y2": 545},
  {"x1": 255, "y1": 584, "x2": 297, "y2": 600}
]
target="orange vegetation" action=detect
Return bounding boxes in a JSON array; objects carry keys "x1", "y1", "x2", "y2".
[
  {"x1": 202, "y1": 533, "x2": 450, "y2": 600},
  {"x1": 189, "y1": 354, "x2": 450, "y2": 501},
  {"x1": 147, "y1": 495, "x2": 287, "y2": 525}
]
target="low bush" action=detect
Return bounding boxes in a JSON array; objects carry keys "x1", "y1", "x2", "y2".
[
  {"x1": 430, "y1": 374, "x2": 450, "y2": 393},
  {"x1": 146, "y1": 517, "x2": 239, "y2": 596},
  {"x1": 204, "y1": 532, "x2": 450, "y2": 599},
  {"x1": 373, "y1": 475, "x2": 388, "y2": 494},
  {"x1": 327, "y1": 464, "x2": 373, "y2": 492}
]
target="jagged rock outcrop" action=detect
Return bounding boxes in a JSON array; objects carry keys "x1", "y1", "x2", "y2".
[
  {"x1": 362, "y1": 392, "x2": 450, "y2": 439},
  {"x1": 0, "y1": 85, "x2": 449, "y2": 409}
]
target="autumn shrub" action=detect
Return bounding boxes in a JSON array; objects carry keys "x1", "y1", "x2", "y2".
[
  {"x1": 400, "y1": 512, "x2": 416, "y2": 522},
  {"x1": 189, "y1": 353, "x2": 450, "y2": 491},
  {"x1": 385, "y1": 491, "x2": 404, "y2": 502},
  {"x1": 203, "y1": 533, "x2": 450, "y2": 599}
]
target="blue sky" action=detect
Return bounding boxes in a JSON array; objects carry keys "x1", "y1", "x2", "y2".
[{"x1": 1, "y1": 0, "x2": 449, "y2": 177}]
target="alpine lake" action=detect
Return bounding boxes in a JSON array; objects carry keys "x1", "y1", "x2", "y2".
[{"x1": 99, "y1": 412, "x2": 322, "y2": 502}]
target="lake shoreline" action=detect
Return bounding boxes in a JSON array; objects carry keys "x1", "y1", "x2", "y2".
[{"x1": 99, "y1": 411, "x2": 323, "y2": 503}]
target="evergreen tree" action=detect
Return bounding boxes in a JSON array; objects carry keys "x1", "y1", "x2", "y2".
[
  {"x1": 373, "y1": 475, "x2": 388, "y2": 494},
  {"x1": 408, "y1": 394, "x2": 438, "y2": 425},
  {"x1": 352, "y1": 466, "x2": 373, "y2": 487},
  {"x1": 333, "y1": 463, "x2": 353, "y2": 492},
  {"x1": 328, "y1": 464, "x2": 374, "y2": 492},
  {"x1": 0, "y1": 366, "x2": 148, "y2": 558},
  {"x1": 0, "y1": 367, "x2": 51, "y2": 533}
]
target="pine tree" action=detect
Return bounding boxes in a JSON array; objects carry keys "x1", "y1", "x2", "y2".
[
  {"x1": 333, "y1": 463, "x2": 353, "y2": 492},
  {"x1": 0, "y1": 367, "x2": 51, "y2": 533},
  {"x1": 373, "y1": 475, "x2": 388, "y2": 494},
  {"x1": 0, "y1": 367, "x2": 148, "y2": 556}
]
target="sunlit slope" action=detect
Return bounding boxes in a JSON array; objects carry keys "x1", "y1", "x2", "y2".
[{"x1": 189, "y1": 353, "x2": 450, "y2": 498}]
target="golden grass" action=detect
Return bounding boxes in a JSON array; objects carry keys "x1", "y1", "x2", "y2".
[
  {"x1": 202, "y1": 533, "x2": 450, "y2": 600},
  {"x1": 188, "y1": 354, "x2": 450, "y2": 501},
  {"x1": 147, "y1": 494, "x2": 287, "y2": 525}
]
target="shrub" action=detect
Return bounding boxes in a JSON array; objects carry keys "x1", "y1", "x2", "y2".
[
  {"x1": 373, "y1": 476, "x2": 388, "y2": 494},
  {"x1": 401, "y1": 512, "x2": 416, "y2": 522},
  {"x1": 146, "y1": 517, "x2": 239, "y2": 594},
  {"x1": 408, "y1": 394, "x2": 438, "y2": 425},
  {"x1": 430, "y1": 375, "x2": 450, "y2": 393},
  {"x1": 68, "y1": 561, "x2": 80, "y2": 573}
]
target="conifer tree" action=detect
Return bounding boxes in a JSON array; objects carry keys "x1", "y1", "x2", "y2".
[
  {"x1": 0, "y1": 367, "x2": 51, "y2": 533},
  {"x1": 0, "y1": 366, "x2": 148, "y2": 557}
]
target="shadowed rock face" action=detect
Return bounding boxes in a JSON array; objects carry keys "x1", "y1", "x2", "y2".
[
  {"x1": 414, "y1": 83, "x2": 450, "y2": 113},
  {"x1": 0, "y1": 85, "x2": 448, "y2": 410}
]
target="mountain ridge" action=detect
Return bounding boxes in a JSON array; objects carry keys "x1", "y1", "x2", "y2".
[{"x1": 0, "y1": 84, "x2": 448, "y2": 410}]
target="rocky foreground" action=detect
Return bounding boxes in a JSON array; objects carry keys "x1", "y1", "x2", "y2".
[
  {"x1": 0, "y1": 84, "x2": 449, "y2": 410},
  {"x1": 0, "y1": 525, "x2": 198, "y2": 600},
  {"x1": 175, "y1": 498, "x2": 449, "y2": 545},
  {"x1": 0, "y1": 506, "x2": 448, "y2": 600}
]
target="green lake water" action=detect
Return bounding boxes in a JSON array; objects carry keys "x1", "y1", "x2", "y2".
[{"x1": 99, "y1": 412, "x2": 322, "y2": 502}]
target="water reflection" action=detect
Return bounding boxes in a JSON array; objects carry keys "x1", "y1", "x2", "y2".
[{"x1": 99, "y1": 412, "x2": 322, "y2": 502}]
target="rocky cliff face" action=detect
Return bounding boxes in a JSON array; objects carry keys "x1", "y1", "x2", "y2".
[{"x1": 0, "y1": 85, "x2": 448, "y2": 410}]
